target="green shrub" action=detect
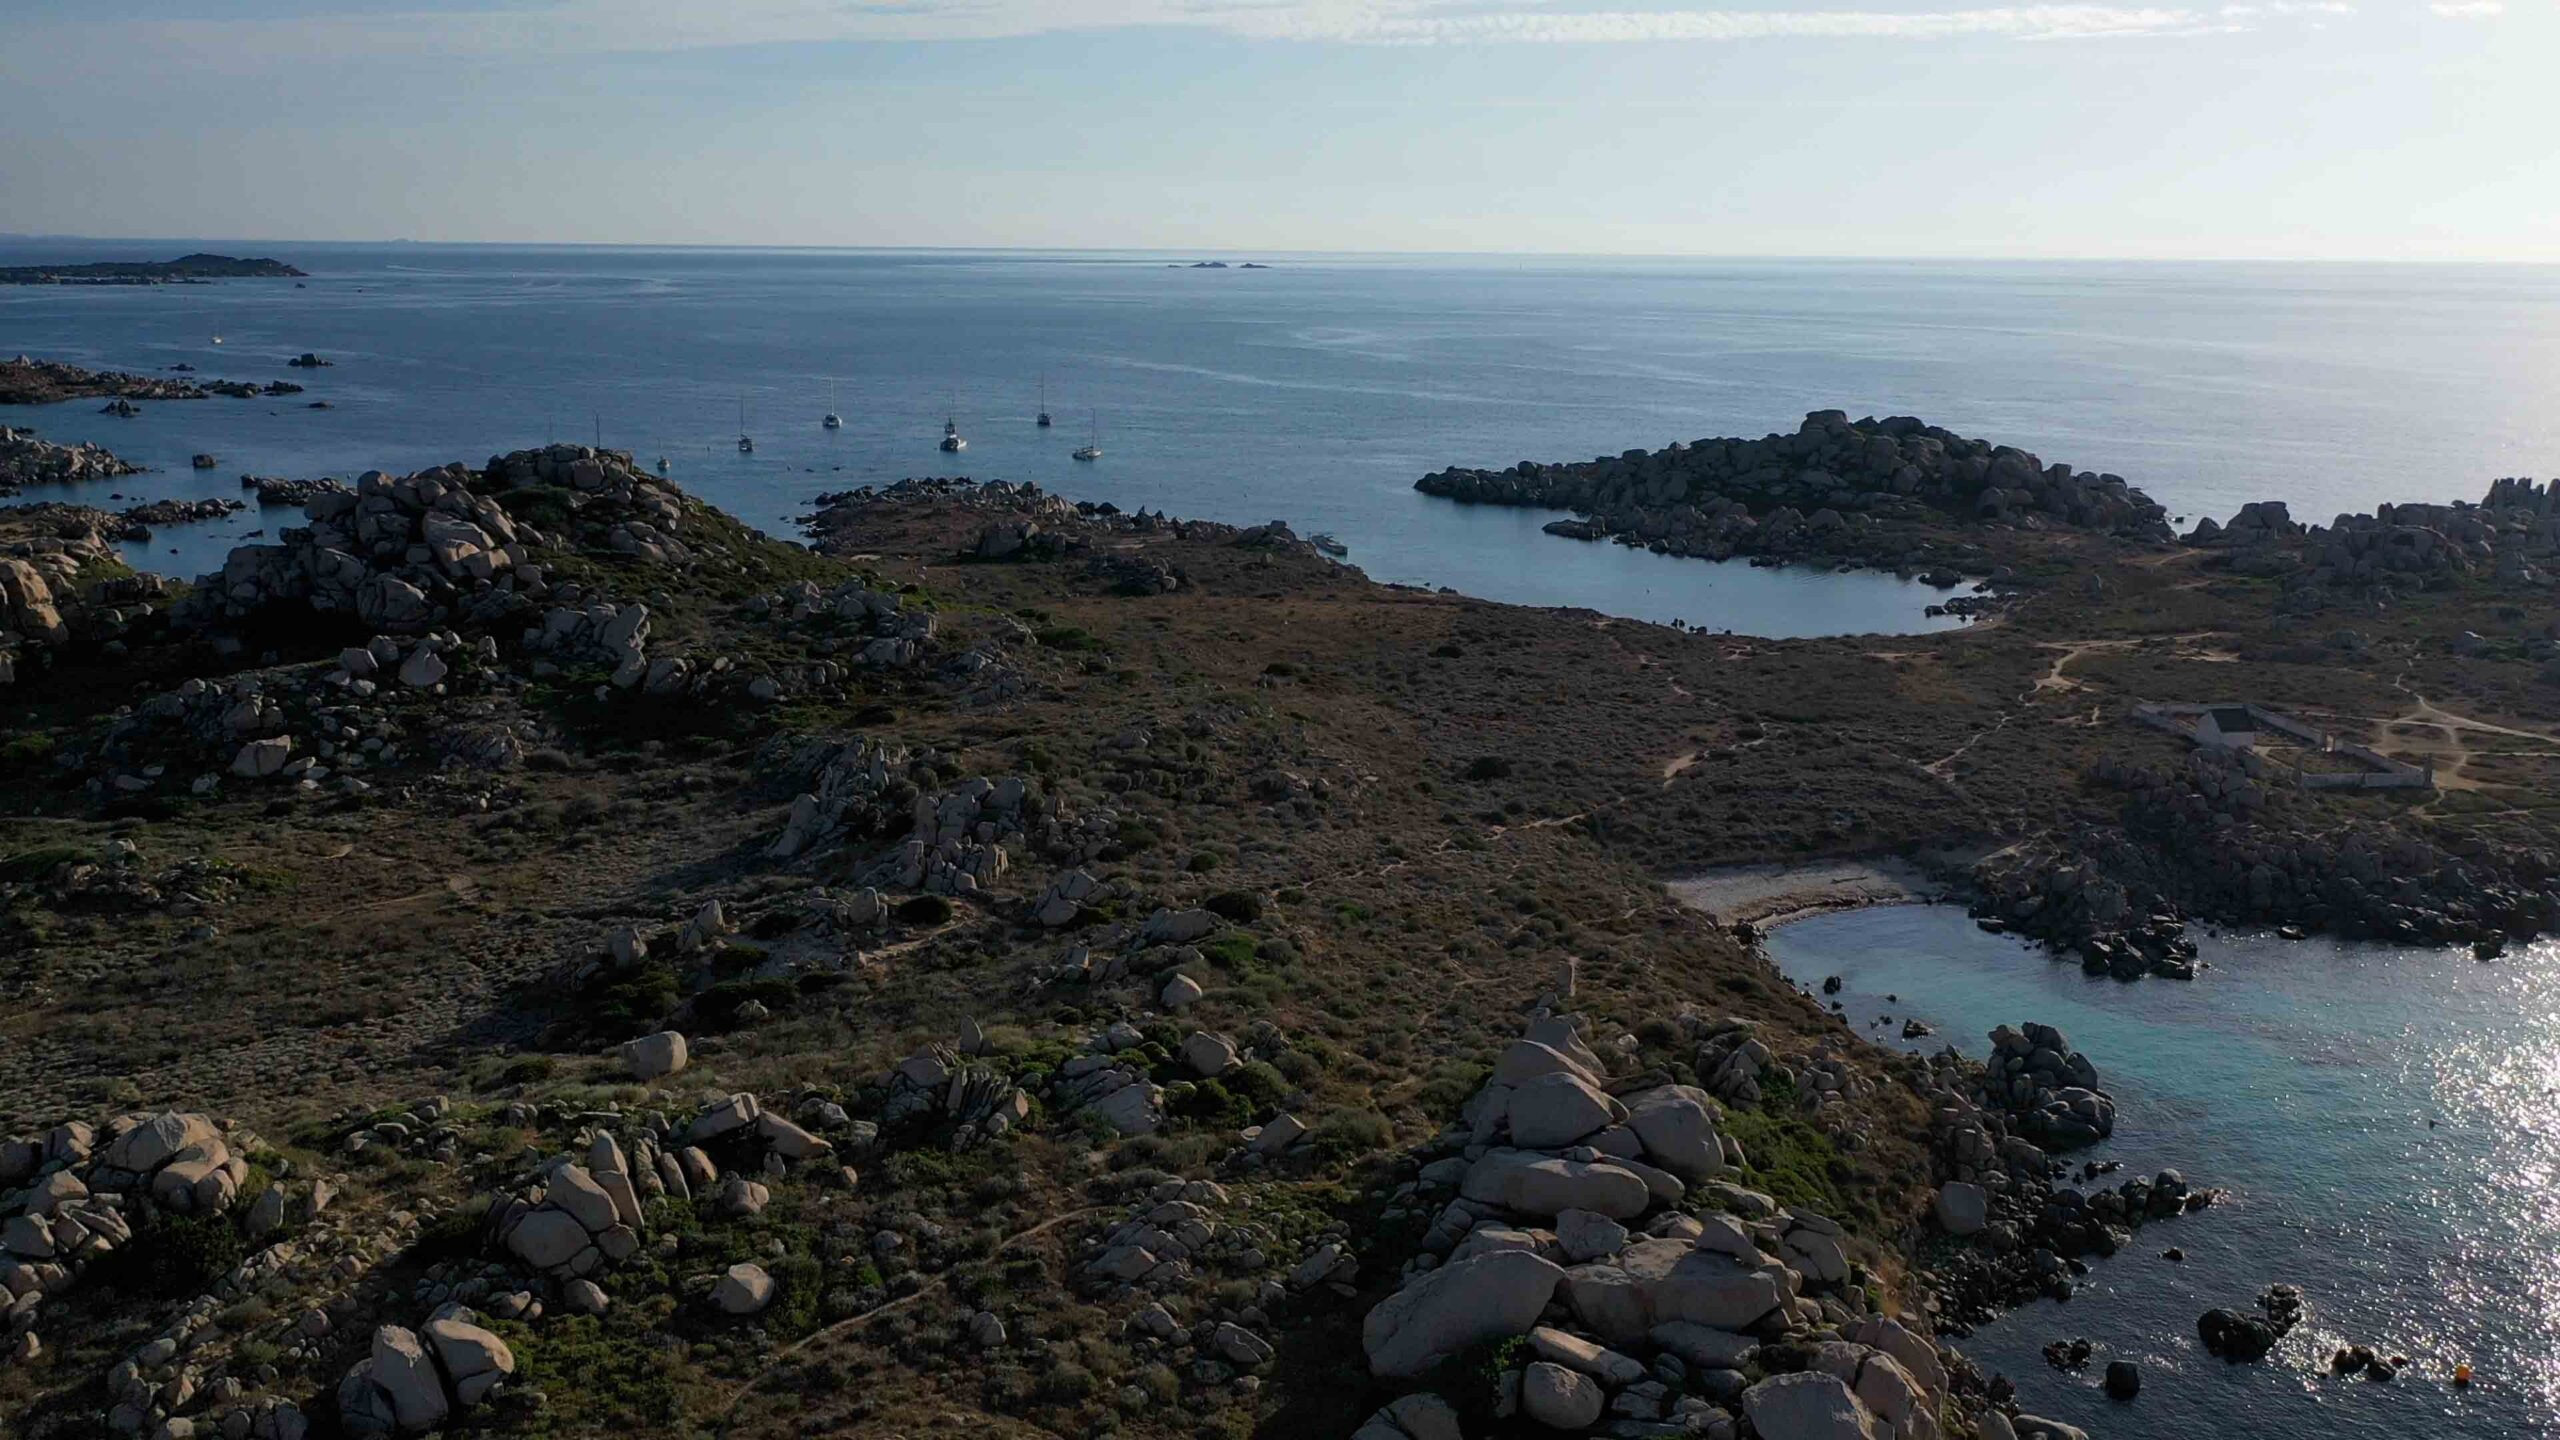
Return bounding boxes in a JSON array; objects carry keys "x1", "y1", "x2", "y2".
[
  {"x1": 1225, "y1": 1060, "x2": 1289, "y2": 1110},
  {"x1": 1718, "y1": 1087, "x2": 1852, "y2": 1220},
  {"x1": 499, "y1": 1056, "x2": 557, "y2": 1087},
  {"x1": 414, "y1": 1195, "x2": 492, "y2": 1262},
  {"x1": 1200, "y1": 931, "x2": 1259, "y2": 970},
  {"x1": 495, "y1": 487, "x2": 578, "y2": 531},
  {"x1": 0, "y1": 846, "x2": 88, "y2": 883},
  {"x1": 99, "y1": 1211, "x2": 244, "y2": 1299},
  {"x1": 898, "y1": 894, "x2": 955, "y2": 925},
  {"x1": 694, "y1": 977, "x2": 796, "y2": 1029},
  {"x1": 1309, "y1": 1109, "x2": 1393, "y2": 1164},
  {"x1": 581, "y1": 964, "x2": 678, "y2": 1043},
  {"x1": 0, "y1": 732, "x2": 61, "y2": 771},
  {"x1": 1203, "y1": 890, "x2": 1263, "y2": 924}
]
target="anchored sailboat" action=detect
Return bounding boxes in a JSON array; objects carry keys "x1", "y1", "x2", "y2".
[
  {"x1": 1073, "y1": 413, "x2": 1102, "y2": 462},
  {"x1": 1037, "y1": 375, "x2": 1053, "y2": 429},
  {"x1": 940, "y1": 390, "x2": 967, "y2": 452},
  {"x1": 822, "y1": 378, "x2": 842, "y2": 431},
  {"x1": 737, "y1": 397, "x2": 754, "y2": 454}
]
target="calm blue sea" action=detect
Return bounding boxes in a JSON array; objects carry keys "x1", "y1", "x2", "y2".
[
  {"x1": 1768, "y1": 905, "x2": 2560, "y2": 1440},
  {"x1": 5, "y1": 243, "x2": 2558, "y2": 633}
]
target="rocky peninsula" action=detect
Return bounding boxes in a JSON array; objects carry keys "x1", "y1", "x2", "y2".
[{"x1": 2, "y1": 416, "x2": 2554, "y2": 1440}]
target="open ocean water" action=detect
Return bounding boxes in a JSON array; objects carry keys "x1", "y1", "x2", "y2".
[
  {"x1": 4, "y1": 243, "x2": 2558, "y2": 633},
  {"x1": 1768, "y1": 905, "x2": 2560, "y2": 1439}
]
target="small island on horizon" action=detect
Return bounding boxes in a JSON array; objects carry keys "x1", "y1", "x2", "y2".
[{"x1": 0, "y1": 252, "x2": 305, "y2": 286}]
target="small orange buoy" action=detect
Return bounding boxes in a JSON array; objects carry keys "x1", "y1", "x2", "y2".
[{"x1": 2454, "y1": 1363, "x2": 2473, "y2": 1386}]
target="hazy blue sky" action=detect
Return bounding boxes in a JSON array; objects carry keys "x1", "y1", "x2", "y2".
[{"x1": 2, "y1": 1, "x2": 2548, "y2": 258}]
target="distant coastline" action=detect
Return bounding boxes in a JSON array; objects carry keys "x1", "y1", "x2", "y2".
[{"x1": 0, "y1": 252, "x2": 304, "y2": 286}]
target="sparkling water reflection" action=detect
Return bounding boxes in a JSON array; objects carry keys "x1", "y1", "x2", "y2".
[{"x1": 1764, "y1": 904, "x2": 2560, "y2": 1438}]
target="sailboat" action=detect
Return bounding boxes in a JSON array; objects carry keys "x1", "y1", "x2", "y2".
[
  {"x1": 1073, "y1": 413, "x2": 1102, "y2": 462},
  {"x1": 940, "y1": 392, "x2": 967, "y2": 452},
  {"x1": 1036, "y1": 376, "x2": 1053, "y2": 429},
  {"x1": 656, "y1": 456, "x2": 671, "y2": 475},
  {"x1": 737, "y1": 397, "x2": 754, "y2": 454},
  {"x1": 822, "y1": 379, "x2": 842, "y2": 431}
]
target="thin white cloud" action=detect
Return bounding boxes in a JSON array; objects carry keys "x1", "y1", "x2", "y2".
[
  {"x1": 2426, "y1": 0, "x2": 2501, "y2": 15},
  {"x1": 1212, "y1": 5, "x2": 2220, "y2": 43},
  {"x1": 16, "y1": 0, "x2": 2365, "y2": 60},
  {"x1": 2218, "y1": 0, "x2": 2353, "y2": 16}
]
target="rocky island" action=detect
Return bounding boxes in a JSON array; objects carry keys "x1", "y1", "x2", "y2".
[
  {"x1": 0, "y1": 427, "x2": 146, "y2": 495},
  {"x1": 0, "y1": 358, "x2": 308, "y2": 408},
  {"x1": 1, "y1": 416, "x2": 2554, "y2": 1440},
  {"x1": 1418, "y1": 411, "x2": 2170, "y2": 581},
  {"x1": 0, "y1": 254, "x2": 305, "y2": 287}
]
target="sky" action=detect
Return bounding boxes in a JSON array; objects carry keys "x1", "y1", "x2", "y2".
[{"x1": 0, "y1": 0, "x2": 2550, "y2": 259}]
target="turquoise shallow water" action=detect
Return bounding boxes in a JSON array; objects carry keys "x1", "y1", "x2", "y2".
[
  {"x1": 7, "y1": 244, "x2": 2560, "y2": 632},
  {"x1": 1765, "y1": 905, "x2": 2560, "y2": 1438}
]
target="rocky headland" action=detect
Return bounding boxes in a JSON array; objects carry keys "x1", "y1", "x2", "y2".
[{"x1": 3, "y1": 418, "x2": 2556, "y2": 1440}]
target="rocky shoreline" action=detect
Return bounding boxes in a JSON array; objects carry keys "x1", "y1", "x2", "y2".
[{"x1": 6, "y1": 414, "x2": 2558, "y2": 1440}]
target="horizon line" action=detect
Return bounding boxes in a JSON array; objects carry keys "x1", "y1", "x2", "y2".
[{"x1": 4, "y1": 233, "x2": 2558, "y2": 268}]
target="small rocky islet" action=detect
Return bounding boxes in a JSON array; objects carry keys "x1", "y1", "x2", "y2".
[
  {"x1": 2, "y1": 409, "x2": 2554, "y2": 1439},
  {"x1": 1, "y1": 357, "x2": 310, "y2": 408}
]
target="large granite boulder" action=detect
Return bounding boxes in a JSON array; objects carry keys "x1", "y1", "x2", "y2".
[
  {"x1": 1742, "y1": 1370, "x2": 1879, "y2": 1440},
  {"x1": 1505, "y1": 1072, "x2": 1624, "y2": 1149},
  {"x1": 1460, "y1": 1150, "x2": 1652, "y2": 1220},
  {"x1": 1361, "y1": 1250, "x2": 1564, "y2": 1378},
  {"x1": 1621, "y1": 1084, "x2": 1726, "y2": 1181},
  {"x1": 1562, "y1": 1237, "x2": 1793, "y2": 1346}
]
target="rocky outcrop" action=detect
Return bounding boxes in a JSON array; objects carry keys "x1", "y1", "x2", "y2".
[
  {"x1": 1, "y1": 1108, "x2": 323, "y2": 1379},
  {"x1": 1343, "y1": 1014, "x2": 1978, "y2": 1436},
  {"x1": 2189, "y1": 477, "x2": 2560, "y2": 593},
  {"x1": 1417, "y1": 410, "x2": 2171, "y2": 575},
  {"x1": 243, "y1": 476, "x2": 354, "y2": 507},
  {"x1": 1977, "y1": 1025, "x2": 2112, "y2": 1148},
  {"x1": 2197, "y1": 1283, "x2": 2304, "y2": 1361},
  {"x1": 0, "y1": 356, "x2": 214, "y2": 403},
  {"x1": 335, "y1": 1306, "x2": 515, "y2": 1435},
  {"x1": 763, "y1": 736, "x2": 1114, "y2": 894},
  {"x1": 175, "y1": 461, "x2": 555, "y2": 633},
  {"x1": 0, "y1": 425, "x2": 146, "y2": 493},
  {"x1": 1920, "y1": 1035, "x2": 2206, "y2": 1325},
  {"x1": 1978, "y1": 751, "x2": 2560, "y2": 965}
]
